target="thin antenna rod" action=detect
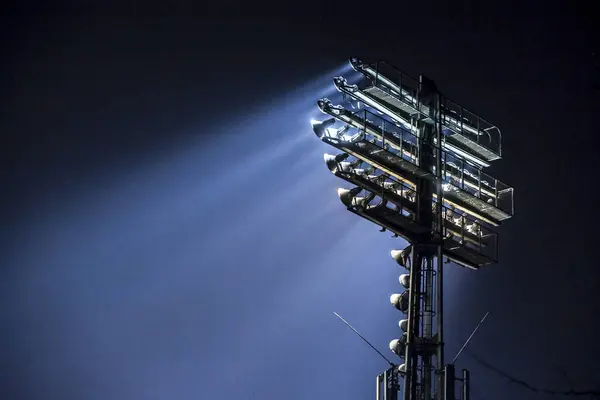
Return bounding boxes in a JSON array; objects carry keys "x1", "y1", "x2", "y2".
[
  {"x1": 334, "y1": 312, "x2": 394, "y2": 366},
  {"x1": 452, "y1": 311, "x2": 490, "y2": 364}
]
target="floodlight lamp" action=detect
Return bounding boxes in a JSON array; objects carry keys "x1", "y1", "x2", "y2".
[
  {"x1": 466, "y1": 222, "x2": 481, "y2": 236},
  {"x1": 398, "y1": 364, "x2": 406, "y2": 375},
  {"x1": 333, "y1": 76, "x2": 346, "y2": 88},
  {"x1": 390, "y1": 292, "x2": 409, "y2": 313},
  {"x1": 353, "y1": 165, "x2": 376, "y2": 177},
  {"x1": 317, "y1": 98, "x2": 343, "y2": 116},
  {"x1": 335, "y1": 162, "x2": 355, "y2": 173},
  {"x1": 389, "y1": 336, "x2": 407, "y2": 357},
  {"x1": 333, "y1": 76, "x2": 356, "y2": 93},
  {"x1": 349, "y1": 57, "x2": 365, "y2": 72},
  {"x1": 337, "y1": 187, "x2": 362, "y2": 207},
  {"x1": 323, "y1": 153, "x2": 350, "y2": 172},
  {"x1": 391, "y1": 246, "x2": 412, "y2": 269},
  {"x1": 311, "y1": 118, "x2": 336, "y2": 139},
  {"x1": 404, "y1": 189, "x2": 416, "y2": 202},
  {"x1": 324, "y1": 152, "x2": 349, "y2": 163},
  {"x1": 442, "y1": 182, "x2": 458, "y2": 193},
  {"x1": 399, "y1": 274, "x2": 410, "y2": 289},
  {"x1": 317, "y1": 98, "x2": 330, "y2": 112},
  {"x1": 383, "y1": 181, "x2": 397, "y2": 190},
  {"x1": 399, "y1": 319, "x2": 408, "y2": 331}
]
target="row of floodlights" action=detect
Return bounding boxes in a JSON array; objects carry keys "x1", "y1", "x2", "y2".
[
  {"x1": 388, "y1": 245, "x2": 412, "y2": 375},
  {"x1": 324, "y1": 152, "x2": 486, "y2": 239}
]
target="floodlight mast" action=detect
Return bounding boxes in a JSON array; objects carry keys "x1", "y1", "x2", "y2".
[
  {"x1": 401, "y1": 75, "x2": 443, "y2": 400},
  {"x1": 310, "y1": 57, "x2": 513, "y2": 400}
]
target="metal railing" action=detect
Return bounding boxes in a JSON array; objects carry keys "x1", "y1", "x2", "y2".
[
  {"x1": 433, "y1": 203, "x2": 498, "y2": 262},
  {"x1": 363, "y1": 60, "x2": 502, "y2": 158},
  {"x1": 439, "y1": 152, "x2": 514, "y2": 216},
  {"x1": 440, "y1": 96, "x2": 502, "y2": 158},
  {"x1": 352, "y1": 107, "x2": 420, "y2": 166}
]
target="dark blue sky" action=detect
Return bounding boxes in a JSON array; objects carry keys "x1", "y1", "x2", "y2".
[{"x1": 2, "y1": 2, "x2": 599, "y2": 399}]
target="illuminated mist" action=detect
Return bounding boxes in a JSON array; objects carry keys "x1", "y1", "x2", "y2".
[{"x1": 3, "y1": 64, "x2": 469, "y2": 400}]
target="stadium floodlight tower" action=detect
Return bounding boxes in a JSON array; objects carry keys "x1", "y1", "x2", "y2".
[{"x1": 311, "y1": 58, "x2": 514, "y2": 400}]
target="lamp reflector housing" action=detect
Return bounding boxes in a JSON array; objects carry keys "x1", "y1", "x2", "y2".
[
  {"x1": 391, "y1": 246, "x2": 412, "y2": 268},
  {"x1": 337, "y1": 187, "x2": 362, "y2": 207},
  {"x1": 389, "y1": 338, "x2": 406, "y2": 357},
  {"x1": 390, "y1": 292, "x2": 409, "y2": 313},
  {"x1": 399, "y1": 319, "x2": 408, "y2": 331},
  {"x1": 399, "y1": 274, "x2": 410, "y2": 288},
  {"x1": 311, "y1": 118, "x2": 336, "y2": 139},
  {"x1": 398, "y1": 364, "x2": 406, "y2": 375}
]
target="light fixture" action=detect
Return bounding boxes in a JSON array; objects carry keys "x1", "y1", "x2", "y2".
[
  {"x1": 349, "y1": 57, "x2": 364, "y2": 72},
  {"x1": 337, "y1": 187, "x2": 363, "y2": 208},
  {"x1": 389, "y1": 333, "x2": 408, "y2": 357},
  {"x1": 398, "y1": 364, "x2": 406, "y2": 375},
  {"x1": 311, "y1": 118, "x2": 336, "y2": 139},
  {"x1": 324, "y1": 153, "x2": 351, "y2": 173},
  {"x1": 399, "y1": 319, "x2": 408, "y2": 331},
  {"x1": 390, "y1": 292, "x2": 409, "y2": 313},
  {"x1": 383, "y1": 181, "x2": 397, "y2": 190},
  {"x1": 399, "y1": 274, "x2": 410, "y2": 289},
  {"x1": 391, "y1": 246, "x2": 412, "y2": 269}
]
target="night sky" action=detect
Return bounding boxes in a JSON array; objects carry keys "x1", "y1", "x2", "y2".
[{"x1": 3, "y1": 2, "x2": 599, "y2": 400}]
